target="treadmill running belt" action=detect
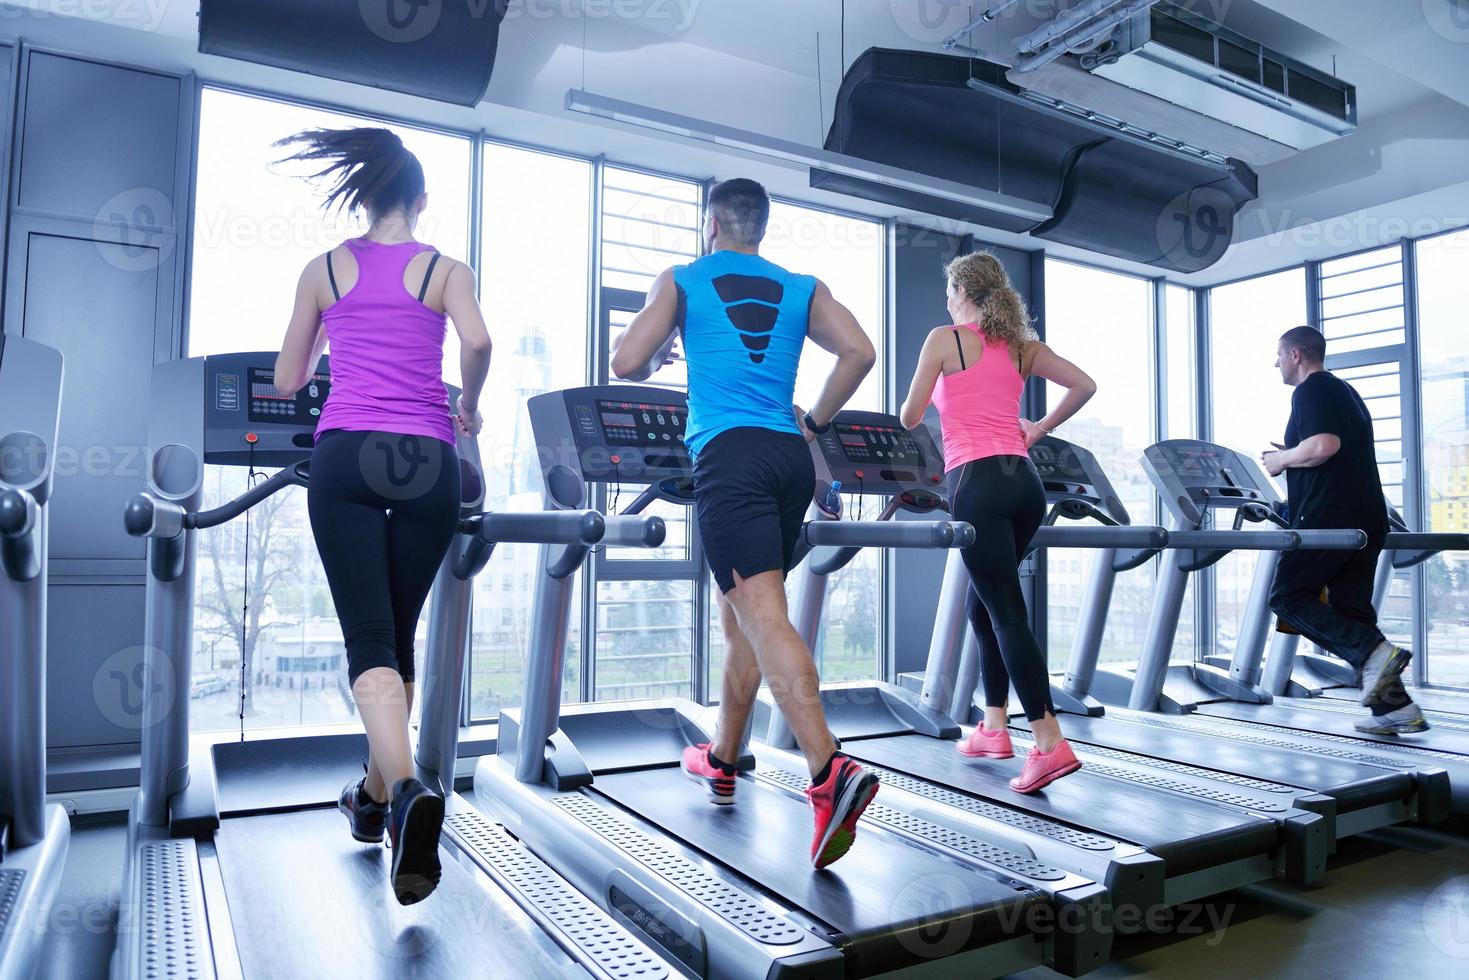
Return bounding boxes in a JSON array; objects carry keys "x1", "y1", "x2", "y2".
[
  {"x1": 215, "y1": 809, "x2": 580, "y2": 978},
  {"x1": 1017, "y1": 713, "x2": 1415, "y2": 811},
  {"x1": 592, "y1": 767, "x2": 1042, "y2": 970},
  {"x1": 1198, "y1": 701, "x2": 1469, "y2": 757},
  {"x1": 845, "y1": 735, "x2": 1278, "y2": 875}
]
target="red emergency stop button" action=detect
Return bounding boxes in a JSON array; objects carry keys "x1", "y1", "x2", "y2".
[
  {"x1": 244, "y1": 433, "x2": 259, "y2": 445},
  {"x1": 610, "y1": 454, "x2": 622, "y2": 465}
]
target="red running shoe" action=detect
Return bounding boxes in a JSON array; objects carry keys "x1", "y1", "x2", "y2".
[
  {"x1": 806, "y1": 755, "x2": 880, "y2": 870},
  {"x1": 1009, "y1": 741, "x2": 1082, "y2": 794},
  {"x1": 956, "y1": 725, "x2": 1015, "y2": 759},
  {"x1": 681, "y1": 743, "x2": 737, "y2": 805}
]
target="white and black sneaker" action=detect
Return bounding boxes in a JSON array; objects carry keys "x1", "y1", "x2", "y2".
[
  {"x1": 1355, "y1": 703, "x2": 1430, "y2": 735},
  {"x1": 387, "y1": 777, "x2": 445, "y2": 905},
  {"x1": 1359, "y1": 643, "x2": 1412, "y2": 706}
]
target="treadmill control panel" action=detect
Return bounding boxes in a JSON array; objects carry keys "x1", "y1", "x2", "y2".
[
  {"x1": 1029, "y1": 436, "x2": 1130, "y2": 525},
  {"x1": 203, "y1": 353, "x2": 334, "y2": 467},
  {"x1": 531, "y1": 385, "x2": 693, "y2": 488},
  {"x1": 247, "y1": 368, "x2": 330, "y2": 425},
  {"x1": 1143, "y1": 438, "x2": 1280, "y2": 526},
  {"x1": 813, "y1": 410, "x2": 946, "y2": 496}
]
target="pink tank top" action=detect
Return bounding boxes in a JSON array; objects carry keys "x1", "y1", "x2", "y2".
[
  {"x1": 315, "y1": 238, "x2": 455, "y2": 446},
  {"x1": 930, "y1": 322, "x2": 1028, "y2": 471}
]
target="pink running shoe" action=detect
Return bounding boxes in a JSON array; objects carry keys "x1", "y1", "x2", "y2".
[
  {"x1": 956, "y1": 726, "x2": 1015, "y2": 759},
  {"x1": 681, "y1": 743, "x2": 738, "y2": 805},
  {"x1": 1009, "y1": 741, "x2": 1082, "y2": 794}
]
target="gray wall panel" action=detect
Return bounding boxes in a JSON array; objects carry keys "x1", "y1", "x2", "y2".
[
  {"x1": 21, "y1": 232, "x2": 156, "y2": 561},
  {"x1": 17, "y1": 52, "x2": 180, "y2": 222},
  {"x1": 45, "y1": 584, "x2": 148, "y2": 749}
]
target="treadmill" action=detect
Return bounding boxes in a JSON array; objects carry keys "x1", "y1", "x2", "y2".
[
  {"x1": 112, "y1": 353, "x2": 673, "y2": 979},
  {"x1": 0, "y1": 336, "x2": 71, "y2": 980},
  {"x1": 475, "y1": 386, "x2": 1107, "y2": 979},
  {"x1": 996, "y1": 437, "x2": 1444, "y2": 842},
  {"x1": 750, "y1": 415, "x2": 1309, "y2": 912},
  {"x1": 1072, "y1": 438, "x2": 1463, "y2": 818}
]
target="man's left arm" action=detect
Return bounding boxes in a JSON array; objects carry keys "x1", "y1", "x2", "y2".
[{"x1": 1262, "y1": 383, "x2": 1343, "y2": 476}]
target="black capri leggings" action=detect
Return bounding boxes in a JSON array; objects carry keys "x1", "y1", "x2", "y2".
[
  {"x1": 948, "y1": 455, "x2": 1053, "y2": 722},
  {"x1": 308, "y1": 429, "x2": 462, "y2": 685}
]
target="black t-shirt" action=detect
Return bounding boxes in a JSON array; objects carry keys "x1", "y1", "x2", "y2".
[{"x1": 1283, "y1": 371, "x2": 1388, "y2": 532}]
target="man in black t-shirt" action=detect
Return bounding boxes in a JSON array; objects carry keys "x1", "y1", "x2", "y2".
[{"x1": 1261, "y1": 326, "x2": 1427, "y2": 735}]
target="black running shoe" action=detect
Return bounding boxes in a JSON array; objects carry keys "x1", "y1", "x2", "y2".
[
  {"x1": 387, "y1": 777, "x2": 445, "y2": 905},
  {"x1": 338, "y1": 777, "x2": 389, "y2": 844}
]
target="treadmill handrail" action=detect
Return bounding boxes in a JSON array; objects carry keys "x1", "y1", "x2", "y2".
[
  {"x1": 1386, "y1": 531, "x2": 1469, "y2": 569},
  {"x1": 1291, "y1": 529, "x2": 1368, "y2": 550},
  {"x1": 803, "y1": 518, "x2": 975, "y2": 576},
  {"x1": 1166, "y1": 529, "x2": 1301, "y2": 551},
  {"x1": 1032, "y1": 524, "x2": 1167, "y2": 550},
  {"x1": 0, "y1": 486, "x2": 41, "y2": 582}
]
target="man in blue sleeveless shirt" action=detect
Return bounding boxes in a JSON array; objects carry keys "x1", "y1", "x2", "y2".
[{"x1": 612, "y1": 179, "x2": 878, "y2": 869}]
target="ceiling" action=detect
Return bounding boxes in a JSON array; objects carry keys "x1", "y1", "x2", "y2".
[{"x1": 10, "y1": 0, "x2": 1469, "y2": 286}]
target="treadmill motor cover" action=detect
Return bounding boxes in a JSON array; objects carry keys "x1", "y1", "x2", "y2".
[
  {"x1": 199, "y1": 0, "x2": 507, "y2": 107},
  {"x1": 814, "y1": 49, "x2": 1258, "y2": 273}
]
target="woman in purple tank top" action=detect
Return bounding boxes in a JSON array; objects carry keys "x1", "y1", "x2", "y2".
[
  {"x1": 900, "y1": 252, "x2": 1095, "y2": 794},
  {"x1": 272, "y1": 129, "x2": 491, "y2": 904}
]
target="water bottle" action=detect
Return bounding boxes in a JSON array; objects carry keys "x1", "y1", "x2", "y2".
[{"x1": 821, "y1": 480, "x2": 843, "y2": 517}]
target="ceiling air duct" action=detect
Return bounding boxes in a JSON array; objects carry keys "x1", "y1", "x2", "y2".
[
  {"x1": 199, "y1": 0, "x2": 507, "y2": 107},
  {"x1": 813, "y1": 48, "x2": 1257, "y2": 272}
]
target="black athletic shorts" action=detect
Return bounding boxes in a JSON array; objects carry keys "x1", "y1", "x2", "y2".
[{"x1": 692, "y1": 426, "x2": 816, "y2": 594}]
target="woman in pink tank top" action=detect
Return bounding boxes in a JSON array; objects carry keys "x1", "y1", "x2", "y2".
[
  {"x1": 900, "y1": 251, "x2": 1095, "y2": 793},
  {"x1": 271, "y1": 128, "x2": 492, "y2": 904}
]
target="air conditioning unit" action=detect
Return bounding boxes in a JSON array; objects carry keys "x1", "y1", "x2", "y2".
[{"x1": 1089, "y1": 2, "x2": 1355, "y2": 150}]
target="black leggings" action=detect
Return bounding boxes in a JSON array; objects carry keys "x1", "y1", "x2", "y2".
[
  {"x1": 308, "y1": 430, "x2": 462, "y2": 685},
  {"x1": 949, "y1": 455, "x2": 1053, "y2": 722}
]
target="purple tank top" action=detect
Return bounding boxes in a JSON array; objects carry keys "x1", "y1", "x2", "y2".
[{"x1": 315, "y1": 238, "x2": 455, "y2": 446}]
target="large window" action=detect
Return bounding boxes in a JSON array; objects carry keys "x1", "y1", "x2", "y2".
[
  {"x1": 1417, "y1": 230, "x2": 1469, "y2": 688},
  {"x1": 1043, "y1": 260, "x2": 1155, "y2": 668},
  {"x1": 468, "y1": 145, "x2": 593, "y2": 720},
  {"x1": 1206, "y1": 267, "x2": 1307, "y2": 659},
  {"x1": 187, "y1": 89, "x2": 472, "y2": 733}
]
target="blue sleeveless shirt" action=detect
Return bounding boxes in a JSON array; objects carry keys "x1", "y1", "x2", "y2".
[{"x1": 674, "y1": 251, "x2": 816, "y2": 456}]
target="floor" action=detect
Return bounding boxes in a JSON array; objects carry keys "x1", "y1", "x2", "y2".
[{"x1": 38, "y1": 810, "x2": 1469, "y2": 979}]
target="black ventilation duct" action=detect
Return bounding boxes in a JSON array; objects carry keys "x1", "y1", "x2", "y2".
[
  {"x1": 814, "y1": 49, "x2": 1257, "y2": 272},
  {"x1": 199, "y1": 0, "x2": 507, "y2": 107}
]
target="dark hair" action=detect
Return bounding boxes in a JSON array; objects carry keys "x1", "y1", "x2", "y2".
[
  {"x1": 274, "y1": 127, "x2": 425, "y2": 216},
  {"x1": 708, "y1": 178, "x2": 770, "y2": 246},
  {"x1": 1279, "y1": 325, "x2": 1326, "y2": 364}
]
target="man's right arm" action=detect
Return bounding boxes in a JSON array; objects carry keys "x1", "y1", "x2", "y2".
[{"x1": 802, "y1": 280, "x2": 876, "y2": 430}]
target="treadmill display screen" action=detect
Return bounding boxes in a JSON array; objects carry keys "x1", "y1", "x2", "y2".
[
  {"x1": 1158, "y1": 442, "x2": 1261, "y2": 490},
  {"x1": 1029, "y1": 441, "x2": 1089, "y2": 482},
  {"x1": 247, "y1": 368, "x2": 329, "y2": 425},
  {"x1": 597, "y1": 399, "x2": 686, "y2": 449},
  {"x1": 834, "y1": 423, "x2": 924, "y2": 467}
]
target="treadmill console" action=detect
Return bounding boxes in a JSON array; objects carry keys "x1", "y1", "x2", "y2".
[
  {"x1": 528, "y1": 387, "x2": 692, "y2": 504},
  {"x1": 1029, "y1": 436, "x2": 1130, "y2": 524},
  {"x1": 1143, "y1": 439, "x2": 1281, "y2": 526},
  {"x1": 812, "y1": 410, "x2": 946, "y2": 498},
  {"x1": 202, "y1": 354, "x2": 334, "y2": 466}
]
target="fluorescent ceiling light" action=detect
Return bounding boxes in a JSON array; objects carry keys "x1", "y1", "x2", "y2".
[{"x1": 565, "y1": 89, "x2": 1053, "y2": 225}]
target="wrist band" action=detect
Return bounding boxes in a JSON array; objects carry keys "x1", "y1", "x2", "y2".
[{"x1": 804, "y1": 412, "x2": 832, "y2": 434}]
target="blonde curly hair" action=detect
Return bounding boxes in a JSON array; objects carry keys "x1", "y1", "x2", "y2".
[{"x1": 944, "y1": 251, "x2": 1037, "y2": 360}]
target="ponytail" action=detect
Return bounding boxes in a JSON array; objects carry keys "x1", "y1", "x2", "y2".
[{"x1": 274, "y1": 127, "x2": 425, "y2": 216}]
